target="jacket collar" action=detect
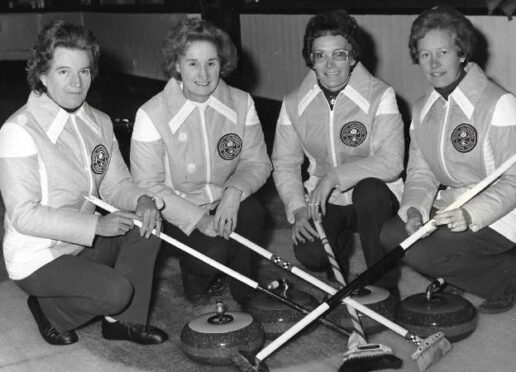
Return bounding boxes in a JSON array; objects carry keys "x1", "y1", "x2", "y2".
[
  {"x1": 164, "y1": 78, "x2": 237, "y2": 134},
  {"x1": 297, "y1": 62, "x2": 372, "y2": 116},
  {"x1": 27, "y1": 92, "x2": 100, "y2": 144},
  {"x1": 420, "y1": 63, "x2": 487, "y2": 122}
]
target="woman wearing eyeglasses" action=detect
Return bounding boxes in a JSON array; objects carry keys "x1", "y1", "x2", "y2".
[{"x1": 272, "y1": 10, "x2": 404, "y2": 292}]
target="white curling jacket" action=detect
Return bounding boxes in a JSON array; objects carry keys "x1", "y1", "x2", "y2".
[
  {"x1": 272, "y1": 63, "x2": 405, "y2": 223},
  {"x1": 131, "y1": 78, "x2": 271, "y2": 235},
  {"x1": 0, "y1": 92, "x2": 157, "y2": 280},
  {"x1": 400, "y1": 63, "x2": 516, "y2": 242}
]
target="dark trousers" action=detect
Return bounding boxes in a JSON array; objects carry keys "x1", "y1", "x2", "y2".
[
  {"x1": 163, "y1": 195, "x2": 265, "y2": 303},
  {"x1": 16, "y1": 227, "x2": 161, "y2": 333},
  {"x1": 381, "y1": 214, "x2": 516, "y2": 300},
  {"x1": 294, "y1": 178, "x2": 400, "y2": 289}
]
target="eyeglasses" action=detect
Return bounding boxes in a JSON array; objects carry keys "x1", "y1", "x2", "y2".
[{"x1": 310, "y1": 49, "x2": 351, "y2": 64}]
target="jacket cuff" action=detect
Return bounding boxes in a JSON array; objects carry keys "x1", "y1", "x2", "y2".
[
  {"x1": 223, "y1": 184, "x2": 247, "y2": 200},
  {"x1": 135, "y1": 193, "x2": 165, "y2": 210},
  {"x1": 462, "y1": 205, "x2": 480, "y2": 232},
  {"x1": 398, "y1": 205, "x2": 429, "y2": 224},
  {"x1": 287, "y1": 201, "x2": 307, "y2": 224},
  {"x1": 183, "y1": 210, "x2": 208, "y2": 236}
]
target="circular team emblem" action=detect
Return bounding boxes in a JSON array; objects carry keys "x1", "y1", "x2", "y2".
[
  {"x1": 91, "y1": 144, "x2": 110, "y2": 174},
  {"x1": 451, "y1": 124, "x2": 477, "y2": 153},
  {"x1": 217, "y1": 133, "x2": 242, "y2": 160},
  {"x1": 340, "y1": 121, "x2": 367, "y2": 147}
]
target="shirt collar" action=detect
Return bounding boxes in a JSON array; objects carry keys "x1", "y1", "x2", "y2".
[
  {"x1": 297, "y1": 62, "x2": 372, "y2": 116},
  {"x1": 165, "y1": 78, "x2": 238, "y2": 134},
  {"x1": 27, "y1": 92, "x2": 100, "y2": 144},
  {"x1": 421, "y1": 63, "x2": 486, "y2": 122}
]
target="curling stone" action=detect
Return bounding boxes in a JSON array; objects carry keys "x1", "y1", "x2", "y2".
[
  {"x1": 327, "y1": 285, "x2": 397, "y2": 335},
  {"x1": 396, "y1": 278, "x2": 478, "y2": 342},
  {"x1": 180, "y1": 299, "x2": 265, "y2": 365},
  {"x1": 246, "y1": 279, "x2": 318, "y2": 339}
]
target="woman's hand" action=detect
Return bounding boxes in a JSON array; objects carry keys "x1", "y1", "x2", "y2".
[
  {"x1": 405, "y1": 207, "x2": 424, "y2": 235},
  {"x1": 135, "y1": 195, "x2": 162, "y2": 238},
  {"x1": 434, "y1": 207, "x2": 471, "y2": 232},
  {"x1": 308, "y1": 174, "x2": 337, "y2": 219},
  {"x1": 214, "y1": 186, "x2": 242, "y2": 240},
  {"x1": 292, "y1": 207, "x2": 317, "y2": 245},
  {"x1": 95, "y1": 211, "x2": 137, "y2": 237},
  {"x1": 196, "y1": 214, "x2": 217, "y2": 237}
]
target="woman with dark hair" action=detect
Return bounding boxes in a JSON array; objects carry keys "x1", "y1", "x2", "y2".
[
  {"x1": 131, "y1": 18, "x2": 271, "y2": 307},
  {"x1": 272, "y1": 10, "x2": 404, "y2": 293},
  {"x1": 0, "y1": 20, "x2": 167, "y2": 345},
  {"x1": 381, "y1": 5, "x2": 516, "y2": 313}
]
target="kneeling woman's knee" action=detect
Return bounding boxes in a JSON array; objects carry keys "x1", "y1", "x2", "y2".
[
  {"x1": 294, "y1": 244, "x2": 328, "y2": 271},
  {"x1": 100, "y1": 275, "x2": 134, "y2": 314},
  {"x1": 352, "y1": 178, "x2": 389, "y2": 204},
  {"x1": 380, "y1": 216, "x2": 405, "y2": 251}
]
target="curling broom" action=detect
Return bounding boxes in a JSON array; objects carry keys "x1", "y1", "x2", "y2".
[
  {"x1": 315, "y1": 219, "x2": 402, "y2": 371},
  {"x1": 230, "y1": 233, "x2": 444, "y2": 371},
  {"x1": 231, "y1": 151, "x2": 516, "y2": 372},
  {"x1": 83, "y1": 195, "x2": 352, "y2": 338}
]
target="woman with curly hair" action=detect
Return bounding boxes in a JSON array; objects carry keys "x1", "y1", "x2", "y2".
[
  {"x1": 272, "y1": 10, "x2": 404, "y2": 294},
  {"x1": 381, "y1": 5, "x2": 516, "y2": 313},
  {"x1": 0, "y1": 20, "x2": 167, "y2": 346},
  {"x1": 130, "y1": 18, "x2": 271, "y2": 307}
]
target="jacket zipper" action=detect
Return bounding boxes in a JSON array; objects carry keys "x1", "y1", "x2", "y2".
[
  {"x1": 199, "y1": 107, "x2": 214, "y2": 203},
  {"x1": 71, "y1": 115, "x2": 94, "y2": 195},
  {"x1": 439, "y1": 101, "x2": 459, "y2": 183}
]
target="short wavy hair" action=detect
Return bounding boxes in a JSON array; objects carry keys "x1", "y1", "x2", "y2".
[
  {"x1": 409, "y1": 5, "x2": 477, "y2": 64},
  {"x1": 26, "y1": 20, "x2": 100, "y2": 94},
  {"x1": 302, "y1": 10, "x2": 361, "y2": 69},
  {"x1": 162, "y1": 17, "x2": 238, "y2": 80}
]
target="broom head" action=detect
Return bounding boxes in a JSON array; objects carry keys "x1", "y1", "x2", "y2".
[
  {"x1": 340, "y1": 343, "x2": 403, "y2": 371},
  {"x1": 411, "y1": 332, "x2": 452, "y2": 371}
]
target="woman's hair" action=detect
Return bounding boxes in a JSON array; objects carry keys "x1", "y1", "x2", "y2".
[
  {"x1": 26, "y1": 20, "x2": 100, "y2": 94},
  {"x1": 409, "y1": 5, "x2": 477, "y2": 64},
  {"x1": 162, "y1": 17, "x2": 238, "y2": 80},
  {"x1": 302, "y1": 10, "x2": 361, "y2": 68}
]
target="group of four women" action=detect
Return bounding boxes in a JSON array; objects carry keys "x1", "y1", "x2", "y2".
[{"x1": 0, "y1": 5, "x2": 515, "y2": 347}]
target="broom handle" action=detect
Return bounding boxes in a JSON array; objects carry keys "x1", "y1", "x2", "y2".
[
  {"x1": 314, "y1": 219, "x2": 368, "y2": 342},
  {"x1": 84, "y1": 195, "x2": 257, "y2": 287},
  {"x1": 231, "y1": 232, "x2": 412, "y2": 339},
  {"x1": 254, "y1": 151, "x2": 516, "y2": 362},
  {"x1": 83, "y1": 195, "x2": 351, "y2": 337}
]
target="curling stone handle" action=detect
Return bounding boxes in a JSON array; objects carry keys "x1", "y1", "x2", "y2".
[
  {"x1": 280, "y1": 278, "x2": 290, "y2": 298},
  {"x1": 215, "y1": 299, "x2": 225, "y2": 320},
  {"x1": 425, "y1": 278, "x2": 446, "y2": 302}
]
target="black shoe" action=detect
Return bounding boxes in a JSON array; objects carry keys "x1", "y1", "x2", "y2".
[
  {"x1": 101, "y1": 319, "x2": 168, "y2": 344},
  {"x1": 27, "y1": 296, "x2": 78, "y2": 345},
  {"x1": 478, "y1": 292, "x2": 516, "y2": 314}
]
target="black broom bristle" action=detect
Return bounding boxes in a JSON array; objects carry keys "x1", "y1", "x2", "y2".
[
  {"x1": 230, "y1": 350, "x2": 269, "y2": 372},
  {"x1": 339, "y1": 344, "x2": 403, "y2": 372}
]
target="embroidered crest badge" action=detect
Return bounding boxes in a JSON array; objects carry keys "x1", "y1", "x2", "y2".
[
  {"x1": 91, "y1": 144, "x2": 110, "y2": 174},
  {"x1": 218, "y1": 133, "x2": 242, "y2": 160},
  {"x1": 340, "y1": 121, "x2": 367, "y2": 147},
  {"x1": 451, "y1": 124, "x2": 477, "y2": 153}
]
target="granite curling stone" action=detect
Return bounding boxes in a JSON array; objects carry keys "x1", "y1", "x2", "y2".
[
  {"x1": 396, "y1": 279, "x2": 478, "y2": 343},
  {"x1": 246, "y1": 280, "x2": 318, "y2": 339},
  {"x1": 180, "y1": 300, "x2": 265, "y2": 365},
  {"x1": 327, "y1": 285, "x2": 397, "y2": 335}
]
